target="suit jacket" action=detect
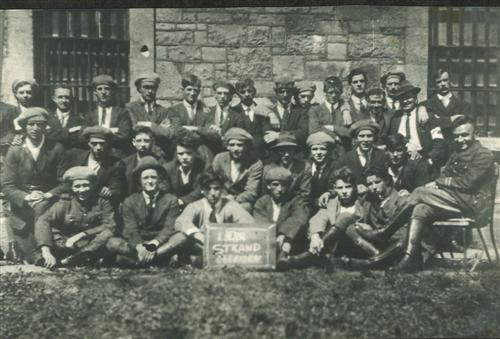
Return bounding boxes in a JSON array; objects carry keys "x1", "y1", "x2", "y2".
[
  {"x1": 390, "y1": 157, "x2": 434, "y2": 192},
  {"x1": 121, "y1": 190, "x2": 180, "y2": 246},
  {"x1": 268, "y1": 101, "x2": 309, "y2": 146},
  {"x1": 125, "y1": 100, "x2": 169, "y2": 127},
  {"x1": 425, "y1": 94, "x2": 471, "y2": 139},
  {"x1": 308, "y1": 100, "x2": 351, "y2": 136},
  {"x1": 346, "y1": 96, "x2": 369, "y2": 122},
  {"x1": 435, "y1": 141, "x2": 495, "y2": 226},
  {"x1": 206, "y1": 104, "x2": 246, "y2": 135},
  {"x1": 359, "y1": 189, "x2": 410, "y2": 231},
  {"x1": 164, "y1": 156, "x2": 205, "y2": 206},
  {"x1": 304, "y1": 159, "x2": 338, "y2": 206},
  {"x1": 308, "y1": 197, "x2": 363, "y2": 235},
  {"x1": 35, "y1": 195, "x2": 115, "y2": 248},
  {"x1": 263, "y1": 160, "x2": 311, "y2": 200},
  {"x1": 122, "y1": 153, "x2": 167, "y2": 195},
  {"x1": 66, "y1": 150, "x2": 126, "y2": 205},
  {"x1": 212, "y1": 151, "x2": 263, "y2": 206},
  {"x1": 46, "y1": 111, "x2": 85, "y2": 149},
  {"x1": 232, "y1": 103, "x2": 272, "y2": 159},
  {"x1": 253, "y1": 194, "x2": 309, "y2": 240},
  {"x1": 0, "y1": 101, "x2": 19, "y2": 146},
  {"x1": 336, "y1": 147, "x2": 389, "y2": 185}
]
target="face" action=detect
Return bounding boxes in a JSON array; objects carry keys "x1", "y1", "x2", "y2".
[
  {"x1": 387, "y1": 147, "x2": 406, "y2": 166},
  {"x1": 227, "y1": 139, "x2": 245, "y2": 161},
  {"x1": 436, "y1": 72, "x2": 451, "y2": 95},
  {"x1": 141, "y1": 169, "x2": 160, "y2": 194},
  {"x1": 52, "y1": 88, "x2": 72, "y2": 112},
  {"x1": 238, "y1": 86, "x2": 256, "y2": 106},
  {"x1": 385, "y1": 76, "x2": 401, "y2": 98},
  {"x1": 25, "y1": 119, "x2": 47, "y2": 141},
  {"x1": 366, "y1": 175, "x2": 390, "y2": 200},
  {"x1": 138, "y1": 82, "x2": 158, "y2": 103},
  {"x1": 15, "y1": 84, "x2": 33, "y2": 107},
  {"x1": 297, "y1": 91, "x2": 314, "y2": 108},
  {"x1": 334, "y1": 179, "x2": 355, "y2": 205},
  {"x1": 453, "y1": 123, "x2": 475, "y2": 151},
  {"x1": 310, "y1": 144, "x2": 328, "y2": 165},
  {"x1": 267, "y1": 180, "x2": 288, "y2": 203},
  {"x1": 94, "y1": 84, "x2": 113, "y2": 106},
  {"x1": 277, "y1": 146, "x2": 297, "y2": 167},
  {"x1": 88, "y1": 137, "x2": 107, "y2": 160},
  {"x1": 215, "y1": 87, "x2": 232, "y2": 108},
  {"x1": 183, "y1": 85, "x2": 200, "y2": 104},
  {"x1": 132, "y1": 132, "x2": 153, "y2": 156},
  {"x1": 356, "y1": 129, "x2": 375, "y2": 152},
  {"x1": 324, "y1": 86, "x2": 342, "y2": 104},
  {"x1": 400, "y1": 95, "x2": 417, "y2": 113},
  {"x1": 203, "y1": 182, "x2": 222, "y2": 206},
  {"x1": 72, "y1": 179, "x2": 93, "y2": 202},
  {"x1": 367, "y1": 94, "x2": 385, "y2": 117},
  {"x1": 350, "y1": 74, "x2": 366, "y2": 96},
  {"x1": 275, "y1": 86, "x2": 294, "y2": 106},
  {"x1": 176, "y1": 145, "x2": 194, "y2": 168}
]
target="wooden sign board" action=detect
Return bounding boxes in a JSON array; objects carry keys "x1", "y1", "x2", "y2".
[{"x1": 204, "y1": 223, "x2": 276, "y2": 270}]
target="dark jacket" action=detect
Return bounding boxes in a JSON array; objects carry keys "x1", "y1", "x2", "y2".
[
  {"x1": 425, "y1": 94, "x2": 471, "y2": 140},
  {"x1": 0, "y1": 101, "x2": 19, "y2": 146},
  {"x1": 268, "y1": 101, "x2": 309, "y2": 146},
  {"x1": 121, "y1": 190, "x2": 180, "y2": 246},
  {"x1": 46, "y1": 110, "x2": 85, "y2": 149},
  {"x1": 308, "y1": 100, "x2": 351, "y2": 135},
  {"x1": 125, "y1": 100, "x2": 169, "y2": 127},
  {"x1": 304, "y1": 159, "x2": 338, "y2": 207},
  {"x1": 359, "y1": 188, "x2": 410, "y2": 231},
  {"x1": 336, "y1": 147, "x2": 389, "y2": 185},
  {"x1": 390, "y1": 157, "x2": 434, "y2": 192},
  {"x1": 164, "y1": 156, "x2": 205, "y2": 206},
  {"x1": 232, "y1": 103, "x2": 272, "y2": 159},
  {"x1": 263, "y1": 159, "x2": 311, "y2": 201},
  {"x1": 435, "y1": 141, "x2": 495, "y2": 226}
]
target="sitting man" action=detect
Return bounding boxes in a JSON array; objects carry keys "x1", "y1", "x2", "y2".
[
  {"x1": 34, "y1": 166, "x2": 115, "y2": 268},
  {"x1": 212, "y1": 127, "x2": 263, "y2": 212},
  {"x1": 106, "y1": 156, "x2": 181, "y2": 267},
  {"x1": 394, "y1": 116, "x2": 495, "y2": 272},
  {"x1": 253, "y1": 167, "x2": 310, "y2": 270}
]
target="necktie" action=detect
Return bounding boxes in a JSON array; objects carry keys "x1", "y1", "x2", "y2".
[
  {"x1": 209, "y1": 208, "x2": 217, "y2": 223},
  {"x1": 60, "y1": 115, "x2": 66, "y2": 127},
  {"x1": 147, "y1": 103, "x2": 153, "y2": 115},
  {"x1": 145, "y1": 196, "x2": 155, "y2": 225},
  {"x1": 405, "y1": 113, "x2": 411, "y2": 140},
  {"x1": 100, "y1": 107, "x2": 107, "y2": 126}
]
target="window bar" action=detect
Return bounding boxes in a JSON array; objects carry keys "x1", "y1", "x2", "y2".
[{"x1": 471, "y1": 9, "x2": 478, "y2": 126}]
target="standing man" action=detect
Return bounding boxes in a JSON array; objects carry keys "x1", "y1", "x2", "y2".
[
  {"x1": 34, "y1": 166, "x2": 115, "y2": 268},
  {"x1": 207, "y1": 81, "x2": 245, "y2": 138},
  {"x1": 365, "y1": 87, "x2": 392, "y2": 141},
  {"x1": 83, "y1": 74, "x2": 132, "y2": 156},
  {"x1": 5, "y1": 79, "x2": 39, "y2": 144},
  {"x1": 346, "y1": 68, "x2": 368, "y2": 121},
  {"x1": 2, "y1": 107, "x2": 67, "y2": 262},
  {"x1": 212, "y1": 128, "x2": 263, "y2": 212},
  {"x1": 293, "y1": 82, "x2": 316, "y2": 111},
  {"x1": 380, "y1": 71, "x2": 405, "y2": 112}
]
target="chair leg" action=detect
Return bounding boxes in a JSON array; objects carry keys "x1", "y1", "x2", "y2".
[
  {"x1": 476, "y1": 228, "x2": 492, "y2": 263},
  {"x1": 489, "y1": 223, "x2": 500, "y2": 260}
]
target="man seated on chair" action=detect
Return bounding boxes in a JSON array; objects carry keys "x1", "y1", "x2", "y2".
[
  {"x1": 253, "y1": 167, "x2": 310, "y2": 270},
  {"x1": 34, "y1": 166, "x2": 115, "y2": 268},
  {"x1": 106, "y1": 156, "x2": 181, "y2": 267},
  {"x1": 391, "y1": 115, "x2": 495, "y2": 272}
]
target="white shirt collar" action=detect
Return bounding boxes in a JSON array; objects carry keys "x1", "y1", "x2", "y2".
[
  {"x1": 271, "y1": 199, "x2": 281, "y2": 222},
  {"x1": 24, "y1": 135, "x2": 45, "y2": 161},
  {"x1": 142, "y1": 191, "x2": 159, "y2": 207},
  {"x1": 437, "y1": 92, "x2": 452, "y2": 101}
]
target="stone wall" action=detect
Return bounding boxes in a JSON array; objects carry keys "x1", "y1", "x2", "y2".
[{"x1": 153, "y1": 6, "x2": 428, "y2": 106}]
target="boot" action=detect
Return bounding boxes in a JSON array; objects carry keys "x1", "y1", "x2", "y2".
[
  {"x1": 283, "y1": 251, "x2": 319, "y2": 270},
  {"x1": 366, "y1": 239, "x2": 405, "y2": 270},
  {"x1": 155, "y1": 232, "x2": 189, "y2": 265},
  {"x1": 353, "y1": 236, "x2": 381, "y2": 257},
  {"x1": 358, "y1": 204, "x2": 413, "y2": 242},
  {"x1": 276, "y1": 250, "x2": 291, "y2": 271},
  {"x1": 394, "y1": 219, "x2": 425, "y2": 273},
  {"x1": 340, "y1": 256, "x2": 373, "y2": 270},
  {"x1": 322, "y1": 226, "x2": 341, "y2": 248}
]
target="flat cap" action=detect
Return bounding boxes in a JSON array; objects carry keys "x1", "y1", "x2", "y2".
[
  {"x1": 132, "y1": 124, "x2": 154, "y2": 137},
  {"x1": 223, "y1": 127, "x2": 253, "y2": 143},
  {"x1": 12, "y1": 79, "x2": 38, "y2": 93},
  {"x1": 306, "y1": 131, "x2": 335, "y2": 147},
  {"x1": 92, "y1": 74, "x2": 117, "y2": 89},
  {"x1": 264, "y1": 167, "x2": 292, "y2": 182},
  {"x1": 235, "y1": 78, "x2": 256, "y2": 93},
  {"x1": 17, "y1": 107, "x2": 49, "y2": 128},
  {"x1": 212, "y1": 81, "x2": 236, "y2": 94},
  {"x1": 350, "y1": 119, "x2": 380, "y2": 137},
  {"x1": 199, "y1": 171, "x2": 222, "y2": 188},
  {"x1": 271, "y1": 134, "x2": 300, "y2": 149},
  {"x1": 296, "y1": 81, "x2": 316, "y2": 95},
  {"x1": 132, "y1": 155, "x2": 166, "y2": 178},
  {"x1": 63, "y1": 166, "x2": 97, "y2": 182},
  {"x1": 82, "y1": 126, "x2": 114, "y2": 140},
  {"x1": 274, "y1": 75, "x2": 295, "y2": 89},
  {"x1": 323, "y1": 76, "x2": 343, "y2": 90},
  {"x1": 394, "y1": 80, "x2": 420, "y2": 100},
  {"x1": 366, "y1": 87, "x2": 385, "y2": 97},
  {"x1": 380, "y1": 71, "x2": 406, "y2": 86},
  {"x1": 134, "y1": 72, "x2": 160, "y2": 88}
]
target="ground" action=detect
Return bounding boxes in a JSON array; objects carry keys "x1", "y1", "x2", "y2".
[{"x1": 1, "y1": 263, "x2": 500, "y2": 338}]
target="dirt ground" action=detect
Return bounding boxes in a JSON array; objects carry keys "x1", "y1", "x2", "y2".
[{"x1": 1, "y1": 262, "x2": 499, "y2": 339}]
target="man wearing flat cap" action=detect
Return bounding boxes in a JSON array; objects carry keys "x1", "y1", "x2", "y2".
[
  {"x1": 293, "y1": 81, "x2": 316, "y2": 111},
  {"x1": 265, "y1": 76, "x2": 309, "y2": 147},
  {"x1": 388, "y1": 80, "x2": 448, "y2": 168},
  {"x1": 2, "y1": 107, "x2": 67, "y2": 263},
  {"x1": 380, "y1": 71, "x2": 406, "y2": 111},
  {"x1": 106, "y1": 156, "x2": 183, "y2": 267},
  {"x1": 336, "y1": 119, "x2": 388, "y2": 191},
  {"x1": 83, "y1": 74, "x2": 132, "y2": 157},
  {"x1": 253, "y1": 167, "x2": 310, "y2": 270},
  {"x1": 34, "y1": 166, "x2": 115, "y2": 268},
  {"x1": 212, "y1": 127, "x2": 263, "y2": 212},
  {"x1": 65, "y1": 126, "x2": 126, "y2": 207},
  {"x1": 346, "y1": 68, "x2": 369, "y2": 121},
  {"x1": 207, "y1": 81, "x2": 245, "y2": 139}
]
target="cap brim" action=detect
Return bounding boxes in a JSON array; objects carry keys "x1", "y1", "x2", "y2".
[{"x1": 271, "y1": 141, "x2": 300, "y2": 149}]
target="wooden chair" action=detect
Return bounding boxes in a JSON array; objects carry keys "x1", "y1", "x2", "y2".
[{"x1": 432, "y1": 163, "x2": 500, "y2": 265}]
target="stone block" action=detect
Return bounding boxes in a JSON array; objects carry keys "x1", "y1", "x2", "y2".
[
  {"x1": 227, "y1": 47, "x2": 273, "y2": 80},
  {"x1": 232, "y1": 13, "x2": 250, "y2": 23},
  {"x1": 184, "y1": 63, "x2": 215, "y2": 86},
  {"x1": 286, "y1": 34, "x2": 326, "y2": 54},
  {"x1": 156, "y1": 8, "x2": 181, "y2": 22},
  {"x1": 167, "y1": 46, "x2": 201, "y2": 62},
  {"x1": 249, "y1": 14, "x2": 286, "y2": 26},
  {"x1": 265, "y1": 7, "x2": 311, "y2": 13},
  {"x1": 156, "y1": 61, "x2": 183, "y2": 98},
  {"x1": 271, "y1": 47, "x2": 287, "y2": 55},
  {"x1": 208, "y1": 25, "x2": 246, "y2": 46},
  {"x1": 176, "y1": 23, "x2": 196, "y2": 30},
  {"x1": 225, "y1": 7, "x2": 267, "y2": 13},
  {"x1": 156, "y1": 23, "x2": 176, "y2": 31},
  {"x1": 327, "y1": 43, "x2": 347, "y2": 60},
  {"x1": 194, "y1": 31, "x2": 207, "y2": 44},
  {"x1": 286, "y1": 15, "x2": 316, "y2": 33},
  {"x1": 272, "y1": 26, "x2": 286, "y2": 45},
  {"x1": 309, "y1": 6, "x2": 336, "y2": 14},
  {"x1": 215, "y1": 69, "x2": 227, "y2": 80},
  {"x1": 305, "y1": 54, "x2": 323, "y2": 61},
  {"x1": 305, "y1": 61, "x2": 351, "y2": 80},
  {"x1": 156, "y1": 31, "x2": 194, "y2": 45},
  {"x1": 182, "y1": 12, "x2": 197, "y2": 22},
  {"x1": 214, "y1": 63, "x2": 226, "y2": 70},
  {"x1": 273, "y1": 55, "x2": 304, "y2": 79},
  {"x1": 328, "y1": 35, "x2": 348, "y2": 43},
  {"x1": 348, "y1": 34, "x2": 404, "y2": 59},
  {"x1": 248, "y1": 26, "x2": 271, "y2": 46},
  {"x1": 197, "y1": 23, "x2": 207, "y2": 30},
  {"x1": 155, "y1": 46, "x2": 168, "y2": 60},
  {"x1": 318, "y1": 21, "x2": 345, "y2": 35},
  {"x1": 198, "y1": 12, "x2": 233, "y2": 23},
  {"x1": 202, "y1": 47, "x2": 226, "y2": 63}
]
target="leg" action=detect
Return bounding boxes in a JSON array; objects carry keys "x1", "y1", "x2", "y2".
[
  {"x1": 345, "y1": 224, "x2": 381, "y2": 257},
  {"x1": 153, "y1": 232, "x2": 189, "y2": 266}
]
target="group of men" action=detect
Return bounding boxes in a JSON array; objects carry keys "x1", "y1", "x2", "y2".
[{"x1": 0, "y1": 66, "x2": 495, "y2": 272}]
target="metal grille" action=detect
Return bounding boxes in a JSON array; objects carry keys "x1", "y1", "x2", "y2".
[
  {"x1": 33, "y1": 10, "x2": 130, "y2": 115},
  {"x1": 429, "y1": 7, "x2": 500, "y2": 136}
]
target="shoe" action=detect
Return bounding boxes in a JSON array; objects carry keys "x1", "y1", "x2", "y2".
[
  {"x1": 60, "y1": 251, "x2": 94, "y2": 266},
  {"x1": 276, "y1": 251, "x2": 291, "y2": 271},
  {"x1": 190, "y1": 255, "x2": 203, "y2": 268},
  {"x1": 393, "y1": 219, "x2": 425, "y2": 273}
]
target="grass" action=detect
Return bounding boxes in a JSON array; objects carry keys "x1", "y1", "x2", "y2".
[{"x1": 1, "y1": 266, "x2": 500, "y2": 338}]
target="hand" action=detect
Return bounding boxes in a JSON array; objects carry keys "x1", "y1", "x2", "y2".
[
  {"x1": 209, "y1": 125, "x2": 221, "y2": 134},
  {"x1": 425, "y1": 181, "x2": 438, "y2": 189},
  {"x1": 100, "y1": 186, "x2": 112, "y2": 198},
  {"x1": 317, "y1": 192, "x2": 331, "y2": 208},
  {"x1": 263, "y1": 131, "x2": 279, "y2": 144},
  {"x1": 136, "y1": 243, "x2": 155, "y2": 264},
  {"x1": 43, "y1": 192, "x2": 53, "y2": 200},
  {"x1": 324, "y1": 125, "x2": 334, "y2": 132},
  {"x1": 408, "y1": 150, "x2": 422, "y2": 160},
  {"x1": 160, "y1": 118, "x2": 171, "y2": 128},
  {"x1": 276, "y1": 234, "x2": 285, "y2": 248},
  {"x1": 357, "y1": 184, "x2": 368, "y2": 195},
  {"x1": 281, "y1": 241, "x2": 291, "y2": 253},
  {"x1": 137, "y1": 121, "x2": 152, "y2": 128},
  {"x1": 41, "y1": 246, "x2": 57, "y2": 268},
  {"x1": 65, "y1": 232, "x2": 87, "y2": 249},
  {"x1": 398, "y1": 189, "x2": 410, "y2": 197},
  {"x1": 11, "y1": 134, "x2": 24, "y2": 146},
  {"x1": 182, "y1": 125, "x2": 198, "y2": 131},
  {"x1": 309, "y1": 233, "x2": 324, "y2": 255},
  {"x1": 342, "y1": 110, "x2": 353, "y2": 126},
  {"x1": 193, "y1": 232, "x2": 204, "y2": 245},
  {"x1": 417, "y1": 106, "x2": 429, "y2": 124}
]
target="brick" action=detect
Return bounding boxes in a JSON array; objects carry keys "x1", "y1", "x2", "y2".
[
  {"x1": 227, "y1": 47, "x2": 273, "y2": 80},
  {"x1": 184, "y1": 63, "x2": 215, "y2": 86},
  {"x1": 273, "y1": 55, "x2": 304, "y2": 79},
  {"x1": 194, "y1": 31, "x2": 207, "y2": 44},
  {"x1": 348, "y1": 34, "x2": 404, "y2": 59},
  {"x1": 156, "y1": 61, "x2": 183, "y2": 98},
  {"x1": 286, "y1": 15, "x2": 316, "y2": 33},
  {"x1": 253, "y1": 81, "x2": 275, "y2": 97},
  {"x1": 271, "y1": 26, "x2": 286, "y2": 45},
  {"x1": 248, "y1": 14, "x2": 285, "y2": 26},
  {"x1": 215, "y1": 68, "x2": 227, "y2": 80},
  {"x1": 202, "y1": 47, "x2": 226, "y2": 63},
  {"x1": 305, "y1": 61, "x2": 351, "y2": 80},
  {"x1": 176, "y1": 23, "x2": 196, "y2": 30},
  {"x1": 214, "y1": 63, "x2": 226, "y2": 70},
  {"x1": 286, "y1": 34, "x2": 326, "y2": 54},
  {"x1": 318, "y1": 21, "x2": 346, "y2": 35},
  {"x1": 156, "y1": 31, "x2": 194, "y2": 45},
  {"x1": 197, "y1": 23, "x2": 207, "y2": 30},
  {"x1": 327, "y1": 43, "x2": 348, "y2": 60},
  {"x1": 155, "y1": 46, "x2": 168, "y2": 60},
  {"x1": 167, "y1": 46, "x2": 201, "y2": 62},
  {"x1": 231, "y1": 13, "x2": 250, "y2": 24},
  {"x1": 156, "y1": 23, "x2": 176, "y2": 31},
  {"x1": 182, "y1": 12, "x2": 197, "y2": 22},
  {"x1": 208, "y1": 25, "x2": 246, "y2": 46},
  {"x1": 271, "y1": 47, "x2": 287, "y2": 55},
  {"x1": 156, "y1": 8, "x2": 181, "y2": 22},
  {"x1": 248, "y1": 26, "x2": 271, "y2": 46},
  {"x1": 265, "y1": 7, "x2": 311, "y2": 13},
  {"x1": 197, "y1": 12, "x2": 233, "y2": 23},
  {"x1": 225, "y1": 7, "x2": 268, "y2": 13},
  {"x1": 328, "y1": 35, "x2": 348, "y2": 43}
]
